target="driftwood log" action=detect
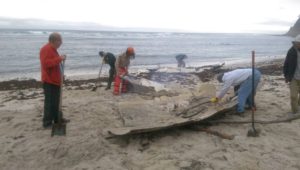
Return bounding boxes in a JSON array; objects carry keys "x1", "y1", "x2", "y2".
[{"x1": 189, "y1": 125, "x2": 234, "y2": 140}]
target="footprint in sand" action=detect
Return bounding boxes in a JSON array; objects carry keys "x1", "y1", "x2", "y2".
[
  {"x1": 12, "y1": 135, "x2": 25, "y2": 140},
  {"x1": 13, "y1": 122, "x2": 26, "y2": 128},
  {"x1": 180, "y1": 160, "x2": 213, "y2": 170},
  {"x1": 1, "y1": 116, "x2": 14, "y2": 122}
]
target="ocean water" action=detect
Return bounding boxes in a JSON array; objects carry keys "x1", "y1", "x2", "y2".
[{"x1": 0, "y1": 29, "x2": 293, "y2": 80}]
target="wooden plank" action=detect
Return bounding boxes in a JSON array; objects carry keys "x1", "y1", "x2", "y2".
[
  {"x1": 104, "y1": 99, "x2": 237, "y2": 137},
  {"x1": 103, "y1": 84, "x2": 237, "y2": 137}
]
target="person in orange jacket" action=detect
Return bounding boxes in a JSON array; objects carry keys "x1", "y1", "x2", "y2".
[
  {"x1": 40, "y1": 32, "x2": 67, "y2": 128},
  {"x1": 113, "y1": 47, "x2": 135, "y2": 95}
]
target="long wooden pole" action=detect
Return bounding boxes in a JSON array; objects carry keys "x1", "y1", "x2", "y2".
[{"x1": 251, "y1": 51, "x2": 257, "y2": 132}]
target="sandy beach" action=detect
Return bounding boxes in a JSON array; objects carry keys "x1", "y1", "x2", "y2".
[{"x1": 0, "y1": 59, "x2": 300, "y2": 170}]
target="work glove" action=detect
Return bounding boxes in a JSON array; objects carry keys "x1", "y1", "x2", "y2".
[
  {"x1": 119, "y1": 74, "x2": 125, "y2": 79},
  {"x1": 210, "y1": 97, "x2": 218, "y2": 103}
]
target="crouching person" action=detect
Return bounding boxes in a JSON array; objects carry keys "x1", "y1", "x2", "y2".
[
  {"x1": 211, "y1": 68, "x2": 261, "y2": 114},
  {"x1": 113, "y1": 47, "x2": 135, "y2": 95},
  {"x1": 175, "y1": 54, "x2": 187, "y2": 68}
]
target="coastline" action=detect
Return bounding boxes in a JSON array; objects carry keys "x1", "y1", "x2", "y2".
[{"x1": 0, "y1": 55, "x2": 285, "y2": 82}]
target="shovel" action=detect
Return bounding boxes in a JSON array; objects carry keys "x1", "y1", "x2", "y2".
[
  {"x1": 247, "y1": 51, "x2": 260, "y2": 137},
  {"x1": 119, "y1": 78, "x2": 123, "y2": 95},
  {"x1": 91, "y1": 59, "x2": 104, "y2": 91},
  {"x1": 52, "y1": 61, "x2": 66, "y2": 136}
]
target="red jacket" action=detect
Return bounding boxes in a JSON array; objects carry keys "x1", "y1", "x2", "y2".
[{"x1": 40, "y1": 43, "x2": 63, "y2": 86}]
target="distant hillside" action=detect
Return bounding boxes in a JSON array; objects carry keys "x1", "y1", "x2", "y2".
[{"x1": 286, "y1": 16, "x2": 300, "y2": 37}]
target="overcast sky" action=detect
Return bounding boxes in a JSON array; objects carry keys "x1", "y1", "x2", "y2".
[{"x1": 0, "y1": 0, "x2": 299, "y2": 33}]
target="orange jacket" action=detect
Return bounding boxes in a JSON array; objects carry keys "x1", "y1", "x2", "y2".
[{"x1": 40, "y1": 43, "x2": 63, "y2": 86}]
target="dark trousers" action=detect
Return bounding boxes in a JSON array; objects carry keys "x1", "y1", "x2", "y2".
[
  {"x1": 108, "y1": 66, "x2": 116, "y2": 88},
  {"x1": 43, "y1": 83, "x2": 60, "y2": 126},
  {"x1": 177, "y1": 60, "x2": 186, "y2": 68}
]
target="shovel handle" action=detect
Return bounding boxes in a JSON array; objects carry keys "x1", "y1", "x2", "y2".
[
  {"x1": 98, "y1": 61, "x2": 104, "y2": 79},
  {"x1": 119, "y1": 79, "x2": 123, "y2": 95},
  {"x1": 251, "y1": 51, "x2": 256, "y2": 131},
  {"x1": 58, "y1": 61, "x2": 65, "y2": 123}
]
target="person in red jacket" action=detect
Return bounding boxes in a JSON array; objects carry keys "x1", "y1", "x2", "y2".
[{"x1": 40, "y1": 32, "x2": 67, "y2": 128}]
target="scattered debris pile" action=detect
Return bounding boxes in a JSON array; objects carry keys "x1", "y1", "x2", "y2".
[{"x1": 0, "y1": 60, "x2": 284, "y2": 91}]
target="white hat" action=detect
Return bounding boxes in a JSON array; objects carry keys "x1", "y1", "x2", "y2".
[{"x1": 293, "y1": 34, "x2": 300, "y2": 43}]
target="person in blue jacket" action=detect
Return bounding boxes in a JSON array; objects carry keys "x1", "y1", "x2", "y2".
[
  {"x1": 211, "y1": 68, "x2": 261, "y2": 114},
  {"x1": 175, "y1": 54, "x2": 187, "y2": 68}
]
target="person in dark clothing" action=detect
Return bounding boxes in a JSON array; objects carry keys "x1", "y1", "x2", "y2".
[
  {"x1": 283, "y1": 34, "x2": 300, "y2": 116},
  {"x1": 175, "y1": 54, "x2": 187, "y2": 68},
  {"x1": 99, "y1": 51, "x2": 116, "y2": 90}
]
